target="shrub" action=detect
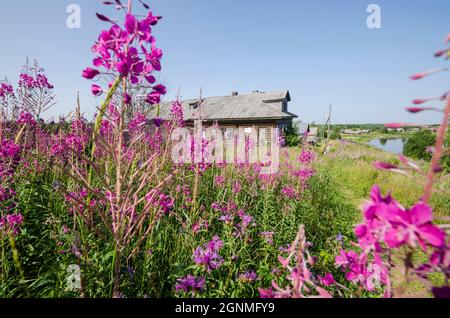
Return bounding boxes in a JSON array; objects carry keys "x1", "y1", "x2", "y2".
[
  {"x1": 284, "y1": 123, "x2": 301, "y2": 147},
  {"x1": 403, "y1": 130, "x2": 435, "y2": 160}
]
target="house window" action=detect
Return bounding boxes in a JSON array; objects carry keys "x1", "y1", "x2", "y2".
[
  {"x1": 259, "y1": 128, "x2": 267, "y2": 141},
  {"x1": 223, "y1": 128, "x2": 234, "y2": 140},
  {"x1": 244, "y1": 127, "x2": 252, "y2": 135},
  {"x1": 279, "y1": 124, "x2": 288, "y2": 132}
]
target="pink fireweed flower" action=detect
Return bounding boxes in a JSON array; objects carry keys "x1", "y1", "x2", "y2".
[
  {"x1": 0, "y1": 186, "x2": 16, "y2": 202},
  {"x1": 146, "y1": 190, "x2": 174, "y2": 214},
  {"x1": 153, "y1": 117, "x2": 163, "y2": 128},
  {"x1": 123, "y1": 93, "x2": 131, "y2": 105},
  {"x1": 407, "y1": 106, "x2": 441, "y2": 114},
  {"x1": 429, "y1": 243, "x2": 450, "y2": 269},
  {"x1": 19, "y1": 72, "x2": 53, "y2": 90},
  {"x1": 318, "y1": 273, "x2": 336, "y2": 286},
  {"x1": 175, "y1": 275, "x2": 205, "y2": 294},
  {"x1": 410, "y1": 68, "x2": 448, "y2": 80},
  {"x1": 335, "y1": 250, "x2": 385, "y2": 291},
  {"x1": 235, "y1": 212, "x2": 256, "y2": 237},
  {"x1": 17, "y1": 111, "x2": 36, "y2": 126},
  {"x1": 124, "y1": 13, "x2": 155, "y2": 42},
  {"x1": 412, "y1": 95, "x2": 447, "y2": 105},
  {"x1": 355, "y1": 186, "x2": 401, "y2": 251},
  {"x1": 0, "y1": 82, "x2": 14, "y2": 99},
  {"x1": 434, "y1": 49, "x2": 450, "y2": 58},
  {"x1": 406, "y1": 107, "x2": 426, "y2": 113},
  {"x1": 350, "y1": 184, "x2": 446, "y2": 294},
  {"x1": 129, "y1": 112, "x2": 148, "y2": 132},
  {"x1": 192, "y1": 220, "x2": 209, "y2": 234},
  {"x1": 281, "y1": 186, "x2": 297, "y2": 199},
  {"x1": 193, "y1": 236, "x2": 224, "y2": 272},
  {"x1": 91, "y1": 84, "x2": 103, "y2": 96},
  {"x1": 279, "y1": 245, "x2": 291, "y2": 253},
  {"x1": 260, "y1": 226, "x2": 333, "y2": 298},
  {"x1": 232, "y1": 181, "x2": 242, "y2": 194},
  {"x1": 410, "y1": 73, "x2": 427, "y2": 80},
  {"x1": 82, "y1": 67, "x2": 100, "y2": 79},
  {"x1": 0, "y1": 213, "x2": 23, "y2": 237},
  {"x1": 218, "y1": 214, "x2": 233, "y2": 225},
  {"x1": 412, "y1": 98, "x2": 428, "y2": 105},
  {"x1": 292, "y1": 168, "x2": 315, "y2": 180},
  {"x1": 373, "y1": 161, "x2": 398, "y2": 170},
  {"x1": 238, "y1": 271, "x2": 258, "y2": 283},
  {"x1": 170, "y1": 100, "x2": 185, "y2": 127},
  {"x1": 260, "y1": 231, "x2": 275, "y2": 245},
  {"x1": 383, "y1": 202, "x2": 446, "y2": 250},
  {"x1": 384, "y1": 123, "x2": 409, "y2": 129},
  {"x1": 145, "y1": 91, "x2": 162, "y2": 105},
  {"x1": 152, "y1": 84, "x2": 167, "y2": 95},
  {"x1": 0, "y1": 139, "x2": 21, "y2": 159},
  {"x1": 335, "y1": 249, "x2": 357, "y2": 268},
  {"x1": 297, "y1": 150, "x2": 315, "y2": 165},
  {"x1": 214, "y1": 176, "x2": 225, "y2": 187}
]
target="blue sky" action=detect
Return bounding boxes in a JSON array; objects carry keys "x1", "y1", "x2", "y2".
[{"x1": 0, "y1": 0, "x2": 449, "y2": 124}]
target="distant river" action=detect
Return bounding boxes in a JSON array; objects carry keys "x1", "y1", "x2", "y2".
[{"x1": 367, "y1": 138, "x2": 408, "y2": 154}]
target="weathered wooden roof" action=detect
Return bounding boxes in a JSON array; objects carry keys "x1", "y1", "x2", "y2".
[{"x1": 152, "y1": 90, "x2": 297, "y2": 122}]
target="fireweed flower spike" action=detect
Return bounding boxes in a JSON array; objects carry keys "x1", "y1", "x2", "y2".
[
  {"x1": 410, "y1": 67, "x2": 449, "y2": 80},
  {"x1": 259, "y1": 226, "x2": 335, "y2": 298},
  {"x1": 84, "y1": 2, "x2": 166, "y2": 117},
  {"x1": 76, "y1": 0, "x2": 171, "y2": 298}
]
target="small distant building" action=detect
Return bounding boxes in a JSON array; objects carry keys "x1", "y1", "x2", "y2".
[
  {"x1": 387, "y1": 128, "x2": 404, "y2": 132},
  {"x1": 297, "y1": 123, "x2": 310, "y2": 136},
  {"x1": 341, "y1": 129, "x2": 371, "y2": 135},
  {"x1": 307, "y1": 127, "x2": 319, "y2": 144}
]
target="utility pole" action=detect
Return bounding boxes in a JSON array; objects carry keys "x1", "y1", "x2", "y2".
[
  {"x1": 76, "y1": 91, "x2": 81, "y2": 120},
  {"x1": 327, "y1": 103, "x2": 332, "y2": 143},
  {"x1": 199, "y1": 87, "x2": 203, "y2": 122},
  {"x1": 176, "y1": 84, "x2": 181, "y2": 101}
]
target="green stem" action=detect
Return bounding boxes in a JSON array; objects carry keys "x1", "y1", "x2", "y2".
[
  {"x1": 88, "y1": 76, "x2": 122, "y2": 186},
  {"x1": 8, "y1": 234, "x2": 29, "y2": 296},
  {"x1": 110, "y1": 246, "x2": 116, "y2": 297},
  {"x1": 1, "y1": 238, "x2": 5, "y2": 283}
]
